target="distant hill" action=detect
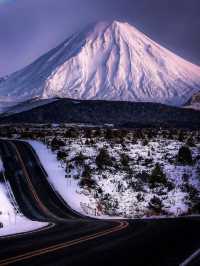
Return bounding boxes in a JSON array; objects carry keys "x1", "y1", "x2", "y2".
[{"x1": 1, "y1": 99, "x2": 200, "y2": 129}]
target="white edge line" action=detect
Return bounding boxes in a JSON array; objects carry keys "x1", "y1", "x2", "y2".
[
  {"x1": 0, "y1": 223, "x2": 55, "y2": 240},
  {"x1": 180, "y1": 248, "x2": 200, "y2": 266}
]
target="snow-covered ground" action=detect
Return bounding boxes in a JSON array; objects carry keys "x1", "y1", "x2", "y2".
[
  {"x1": 28, "y1": 140, "x2": 112, "y2": 218},
  {"x1": 0, "y1": 158, "x2": 47, "y2": 237},
  {"x1": 28, "y1": 131, "x2": 200, "y2": 219}
]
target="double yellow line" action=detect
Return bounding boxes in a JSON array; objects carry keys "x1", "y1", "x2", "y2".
[
  {"x1": 10, "y1": 142, "x2": 61, "y2": 221},
  {"x1": 0, "y1": 221, "x2": 128, "y2": 265},
  {"x1": 0, "y1": 141, "x2": 129, "y2": 265}
]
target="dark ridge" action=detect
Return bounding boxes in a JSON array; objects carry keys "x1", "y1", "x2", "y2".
[{"x1": 0, "y1": 98, "x2": 200, "y2": 129}]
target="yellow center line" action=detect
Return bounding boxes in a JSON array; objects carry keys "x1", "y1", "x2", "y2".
[
  {"x1": 0, "y1": 221, "x2": 129, "y2": 265},
  {"x1": 10, "y1": 142, "x2": 60, "y2": 221},
  {"x1": 1, "y1": 141, "x2": 129, "y2": 265}
]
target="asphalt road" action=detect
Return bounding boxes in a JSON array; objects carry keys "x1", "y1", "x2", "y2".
[{"x1": 0, "y1": 139, "x2": 200, "y2": 266}]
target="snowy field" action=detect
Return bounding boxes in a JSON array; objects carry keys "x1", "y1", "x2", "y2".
[
  {"x1": 0, "y1": 158, "x2": 47, "y2": 237},
  {"x1": 28, "y1": 128, "x2": 200, "y2": 219},
  {"x1": 28, "y1": 140, "x2": 108, "y2": 218}
]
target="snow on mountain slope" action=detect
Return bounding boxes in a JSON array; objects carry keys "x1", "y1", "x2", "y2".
[
  {"x1": 184, "y1": 91, "x2": 200, "y2": 111},
  {"x1": 0, "y1": 20, "x2": 200, "y2": 108}
]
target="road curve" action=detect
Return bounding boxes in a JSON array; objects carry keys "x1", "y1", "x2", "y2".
[{"x1": 0, "y1": 140, "x2": 200, "y2": 266}]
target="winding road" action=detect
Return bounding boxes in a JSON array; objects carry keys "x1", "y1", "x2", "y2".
[{"x1": 0, "y1": 139, "x2": 200, "y2": 266}]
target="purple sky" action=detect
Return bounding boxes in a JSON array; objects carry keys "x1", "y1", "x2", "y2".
[{"x1": 0, "y1": 0, "x2": 199, "y2": 77}]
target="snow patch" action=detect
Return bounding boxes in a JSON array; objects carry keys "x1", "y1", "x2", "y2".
[{"x1": 0, "y1": 158, "x2": 47, "y2": 236}]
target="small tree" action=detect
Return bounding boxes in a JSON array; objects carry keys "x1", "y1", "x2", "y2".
[
  {"x1": 57, "y1": 150, "x2": 67, "y2": 161},
  {"x1": 149, "y1": 163, "x2": 167, "y2": 187},
  {"x1": 149, "y1": 196, "x2": 163, "y2": 212},
  {"x1": 96, "y1": 148, "x2": 113, "y2": 169},
  {"x1": 51, "y1": 137, "x2": 65, "y2": 150},
  {"x1": 120, "y1": 153, "x2": 129, "y2": 168},
  {"x1": 178, "y1": 131, "x2": 185, "y2": 142},
  {"x1": 82, "y1": 165, "x2": 92, "y2": 180},
  {"x1": 79, "y1": 165, "x2": 96, "y2": 189},
  {"x1": 186, "y1": 137, "x2": 195, "y2": 147},
  {"x1": 177, "y1": 146, "x2": 193, "y2": 165},
  {"x1": 73, "y1": 152, "x2": 87, "y2": 166},
  {"x1": 65, "y1": 128, "x2": 79, "y2": 138}
]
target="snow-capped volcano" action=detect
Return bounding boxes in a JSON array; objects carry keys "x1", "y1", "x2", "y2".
[{"x1": 0, "y1": 20, "x2": 200, "y2": 108}]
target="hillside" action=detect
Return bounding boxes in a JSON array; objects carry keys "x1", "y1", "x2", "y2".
[{"x1": 1, "y1": 99, "x2": 200, "y2": 129}]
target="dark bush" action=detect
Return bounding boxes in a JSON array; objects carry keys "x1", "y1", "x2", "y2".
[
  {"x1": 178, "y1": 131, "x2": 185, "y2": 142},
  {"x1": 51, "y1": 137, "x2": 65, "y2": 150},
  {"x1": 120, "y1": 153, "x2": 130, "y2": 168},
  {"x1": 82, "y1": 165, "x2": 92, "y2": 180},
  {"x1": 136, "y1": 193, "x2": 144, "y2": 202},
  {"x1": 142, "y1": 139, "x2": 149, "y2": 146},
  {"x1": 191, "y1": 202, "x2": 200, "y2": 214},
  {"x1": 149, "y1": 196, "x2": 163, "y2": 212},
  {"x1": 135, "y1": 171, "x2": 150, "y2": 183},
  {"x1": 186, "y1": 137, "x2": 195, "y2": 147},
  {"x1": 177, "y1": 146, "x2": 193, "y2": 165},
  {"x1": 57, "y1": 150, "x2": 67, "y2": 161},
  {"x1": 73, "y1": 152, "x2": 87, "y2": 166},
  {"x1": 79, "y1": 178, "x2": 96, "y2": 189},
  {"x1": 65, "y1": 128, "x2": 79, "y2": 138},
  {"x1": 96, "y1": 148, "x2": 113, "y2": 169},
  {"x1": 80, "y1": 165, "x2": 96, "y2": 189},
  {"x1": 149, "y1": 163, "x2": 167, "y2": 187}
]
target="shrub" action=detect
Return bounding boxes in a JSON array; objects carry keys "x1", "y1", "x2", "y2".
[
  {"x1": 73, "y1": 152, "x2": 87, "y2": 166},
  {"x1": 191, "y1": 202, "x2": 200, "y2": 214},
  {"x1": 93, "y1": 129, "x2": 102, "y2": 138},
  {"x1": 135, "y1": 171, "x2": 150, "y2": 183},
  {"x1": 142, "y1": 139, "x2": 149, "y2": 146},
  {"x1": 65, "y1": 128, "x2": 79, "y2": 138},
  {"x1": 177, "y1": 146, "x2": 193, "y2": 165},
  {"x1": 57, "y1": 150, "x2": 67, "y2": 161},
  {"x1": 96, "y1": 148, "x2": 113, "y2": 169},
  {"x1": 100, "y1": 194, "x2": 119, "y2": 215},
  {"x1": 186, "y1": 137, "x2": 195, "y2": 147},
  {"x1": 79, "y1": 166, "x2": 96, "y2": 189},
  {"x1": 130, "y1": 180, "x2": 144, "y2": 192},
  {"x1": 143, "y1": 158, "x2": 153, "y2": 166},
  {"x1": 120, "y1": 153, "x2": 129, "y2": 168},
  {"x1": 166, "y1": 181, "x2": 175, "y2": 191},
  {"x1": 149, "y1": 163, "x2": 167, "y2": 187},
  {"x1": 51, "y1": 138, "x2": 65, "y2": 150},
  {"x1": 149, "y1": 196, "x2": 163, "y2": 212},
  {"x1": 82, "y1": 165, "x2": 92, "y2": 180},
  {"x1": 84, "y1": 129, "x2": 93, "y2": 139},
  {"x1": 104, "y1": 129, "x2": 116, "y2": 140},
  {"x1": 178, "y1": 131, "x2": 185, "y2": 142},
  {"x1": 187, "y1": 185, "x2": 199, "y2": 201},
  {"x1": 136, "y1": 193, "x2": 144, "y2": 202},
  {"x1": 79, "y1": 178, "x2": 96, "y2": 189}
]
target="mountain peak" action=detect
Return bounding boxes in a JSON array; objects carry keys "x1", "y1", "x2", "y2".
[
  {"x1": 85, "y1": 20, "x2": 138, "y2": 39},
  {"x1": 0, "y1": 20, "x2": 200, "y2": 110}
]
